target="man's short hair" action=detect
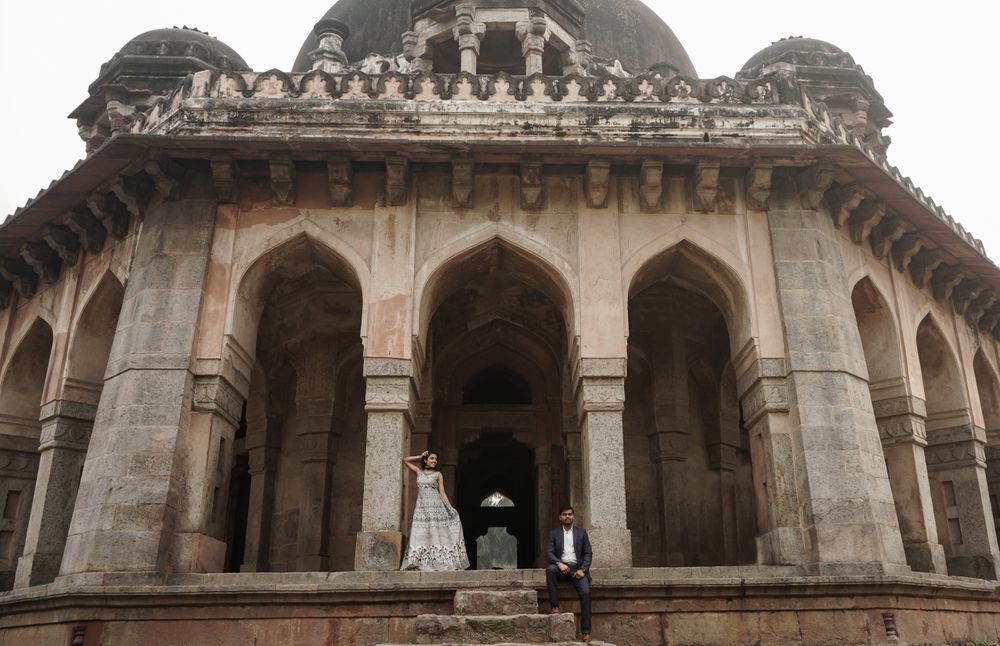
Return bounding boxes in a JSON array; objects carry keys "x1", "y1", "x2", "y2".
[{"x1": 558, "y1": 505, "x2": 574, "y2": 515}]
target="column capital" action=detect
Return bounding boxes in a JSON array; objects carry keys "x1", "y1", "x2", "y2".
[{"x1": 192, "y1": 374, "x2": 244, "y2": 428}]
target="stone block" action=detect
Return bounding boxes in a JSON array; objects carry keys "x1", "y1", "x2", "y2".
[
  {"x1": 414, "y1": 613, "x2": 576, "y2": 643},
  {"x1": 454, "y1": 589, "x2": 538, "y2": 615},
  {"x1": 355, "y1": 530, "x2": 402, "y2": 571}
]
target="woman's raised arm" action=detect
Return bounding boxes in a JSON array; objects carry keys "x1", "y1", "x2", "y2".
[{"x1": 402, "y1": 450, "x2": 428, "y2": 475}]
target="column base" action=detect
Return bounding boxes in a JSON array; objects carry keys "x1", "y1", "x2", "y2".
[
  {"x1": 946, "y1": 554, "x2": 1000, "y2": 580},
  {"x1": 588, "y1": 528, "x2": 632, "y2": 568},
  {"x1": 13, "y1": 552, "x2": 61, "y2": 589},
  {"x1": 354, "y1": 531, "x2": 403, "y2": 571},
  {"x1": 757, "y1": 528, "x2": 805, "y2": 566},
  {"x1": 903, "y1": 541, "x2": 948, "y2": 575}
]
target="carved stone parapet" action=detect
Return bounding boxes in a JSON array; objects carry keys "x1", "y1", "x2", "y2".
[
  {"x1": 931, "y1": 264, "x2": 964, "y2": 302},
  {"x1": 520, "y1": 160, "x2": 543, "y2": 210},
  {"x1": 585, "y1": 160, "x2": 610, "y2": 208},
  {"x1": 65, "y1": 208, "x2": 107, "y2": 254},
  {"x1": 639, "y1": 160, "x2": 664, "y2": 211},
  {"x1": 869, "y1": 216, "x2": 905, "y2": 259},
  {"x1": 909, "y1": 248, "x2": 944, "y2": 288},
  {"x1": 0, "y1": 258, "x2": 38, "y2": 298},
  {"x1": 744, "y1": 161, "x2": 773, "y2": 211},
  {"x1": 269, "y1": 155, "x2": 297, "y2": 206},
  {"x1": 0, "y1": 448, "x2": 40, "y2": 479},
  {"x1": 210, "y1": 155, "x2": 238, "y2": 202},
  {"x1": 192, "y1": 375, "x2": 245, "y2": 428},
  {"x1": 797, "y1": 162, "x2": 835, "y2": 210},
  {"x1": 892, "y1": 232, "x2": 925, "y2": 272},
  {"x1": 19, "y1": 241, "x2": 61, "y2": 283},
  {"x1": 385, "y1": 156, "x2": 409, "y2": 206},
  {"x1": 327, "y1": 157, "x2": 354, "y2": 206},
  {"x1": 42, "y1": 224, "x2": 81, "y2": 267},
  {"x1": 693, "y1": 160, "x2": 720, "y2": 212},
  {"x1": 451, "y1": 157, "x2": 474, "y2": 208},
  {"x1": 848, "y1": 199, "x2": 886, "y2": 244},
  {"x1": 740, "y1": 376, "x2": 789, "y2": 426},
  {"x1": 86, "y1": 192, "x2": 131, "y2": 240},
  {"x1": 826, "y1": 182, "x2": 865, "y2": 227}
]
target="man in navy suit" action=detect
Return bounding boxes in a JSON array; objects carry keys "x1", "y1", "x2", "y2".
[{"x1": 545, "y1": 505, "x2": 593, "y2": 642}]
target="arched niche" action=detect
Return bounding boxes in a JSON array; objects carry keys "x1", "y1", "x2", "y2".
[
  {"x1": 64, "y1": 272, "x2": 125, "y2": 406},
  {"x1": 916, "y1": 315, "x2": 970, "y2": 429},
  {"x1": 851, "y1": 277, "x2": 905, "y2": 396}
]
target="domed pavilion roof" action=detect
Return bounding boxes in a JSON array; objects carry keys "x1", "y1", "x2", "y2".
[
  {"x1": 739, "y1": 37, "x2": 856, "y2": 77},
  {"x1": 291, "y1": 0, "x2": 696, "y2": 76}
]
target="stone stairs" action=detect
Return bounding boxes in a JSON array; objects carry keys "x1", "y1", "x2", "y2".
[{"x1": 378, "y1": 589, "x2": 615, "y2": 646}]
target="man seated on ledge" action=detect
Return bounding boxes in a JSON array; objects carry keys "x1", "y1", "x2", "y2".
[{"x1": 545, "y1": 505, "x2": 593, "y2": 643}]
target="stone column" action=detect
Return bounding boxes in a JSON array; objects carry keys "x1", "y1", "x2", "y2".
[
  {"x1": 241, "y1": 442, "x2": 278, "y2": 572},
  {"x1": 562, "y1": 407, "x2": 583, "y2": 513},
  {"x1": 61, "y1": 174, "x2": 218, "y2": 576},
  {"x1": 535, "y1": 444, "x2": 552, "y2": 566},
  {"x1": 738, "y1": 361, "x2": 805, "y2": 566},
  {"x1": 453, "y1": 4, "x2": 485, "y2": 75},
  {"x1": 873, "y1": 395, "x2": 947, "y2": 574},
  {"x1": 764, "y1": 168, "x2": 907, "y2": 574},
  {"x1": 517, "y1": 17, "x2": 549, "y2": 76},
  {"x1": 649, "y1": 418, "x2": 688, "y2": 566},
  {"x1": 14, "y1": 401, "x2": 94, "y2": 588},
  {"x1": 925, "y1": 421, "x2": 1000, "y2": 579},
  {"x1": 355, "y1": 358, "x2": 414, "y2": 571},
  {"x1": 575, "y1": 358, "x2": 632, "y2": 567},
  {"x1": 292, "y1": 349, "x2": 337, "y2": 571}
]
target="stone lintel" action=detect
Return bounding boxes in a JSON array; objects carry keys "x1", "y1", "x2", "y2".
[{"x1": 192, "y1": 375, "x2": 244, "y2": 428}]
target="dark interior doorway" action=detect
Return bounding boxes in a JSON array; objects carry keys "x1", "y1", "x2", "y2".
[{"x1": 457, "y1": 431, "x2": 535, "y2": 569}]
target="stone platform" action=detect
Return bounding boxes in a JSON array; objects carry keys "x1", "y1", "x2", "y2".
[{"x1": 1, "y1": 567, "x2": 999, "y2": 645}]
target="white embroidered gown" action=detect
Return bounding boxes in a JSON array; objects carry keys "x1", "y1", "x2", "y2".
[{"x1": 400, "y1": 470, "x2": 470, "y2": 571}]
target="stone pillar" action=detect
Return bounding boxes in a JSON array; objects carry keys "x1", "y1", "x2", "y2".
[
  {"x1": 764, "y1": 169, "x2": 907, "y2": 574},
  {"x1": 453, "y1": 4, "x2": 485, "y2": 75},
  {"x1": 562, "y1": 405, "x2": 583, "y2": 513},
  {"x1": 535, "y1": 444, "x2": 552, "y2": 566},
  {"x1": 575, "y1": 358, "x2": 632, "y2": 567},
  {"x1": 355, "y1": 358, "x2": 414, "y2": 571},
  {"x1": 309, "y1": 19, "x2": 350, "y2": 73},
  {"x1": 293, "y1": 348, "x2": 337, "y2": 572},
  {"x1": 14, "y1": 401, "x2": 93, "y2": 588},
  {"x1": 649, "y1": 420, "x2": 687, "y2": 566},
  {"x1": 241, "y1": 442, "x2": 278, "y2": 572},
  {"x1": 738, "y1": 361, "x2": 805, "y2": 566},
  {"x1": 925, "y1": 422, "x2": 1000, "y2": 579},
  {"x1": 873, "y1": 395, "x2": 947, "y2": 574},
  {"x1": 60, "y1": 174, "x2": 218, "y2": 576},
  {"x1": 516, "y1": 16, "x2": 549, "y2": 76}
]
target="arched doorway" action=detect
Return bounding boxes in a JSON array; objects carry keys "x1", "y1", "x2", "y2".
[{"x1": 457, "y1": 432, "x2": 535, "y2": 568}]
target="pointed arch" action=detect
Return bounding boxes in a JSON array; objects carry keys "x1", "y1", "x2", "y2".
[
  {"x1": 0, "y1": 318, "x2": 54, "y2": 427},
  {"x1": 413, "y1": 229, "x2": 578, "y2": 348},
  {"x1": 974, "y1": 350, "x2": 1000, "y2": 433},
  {"x1": 916, "y1": 313, "x2": 971, "y2": 428},
  {"x1": 63, "y1": 271, "x2": 125, "y2": 406},
  {"x1": 625, "y1": 238, "x2": 752, "y2": 351},
  {"x1": 851, "y1": 276, "x2": 906, "y2": 397}
]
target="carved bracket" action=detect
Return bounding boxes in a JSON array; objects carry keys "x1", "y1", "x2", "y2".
[
  {"x1": 826, "y1": 182, "x2": 865, "y2": 227},
  {"x1": 86, "y1": 192, "x2": 130, "y2": 240},
  {"x1": 144, "y1": 155, "x2": 185, "y2": 200},
  {"x1": 585, "y1": 160, "x2": 610, "y2": 208},
  {"x1": 111, "y1": 173, "x2": 152, "y2": 218},
  {"x1": 869, "y1": 216, "x2": 905, "y2": 259},
  {"x1": 211, "y1": 155, "x2": 238, "y2": 202},
  {"x1": 520, "y1": 160, "x2": 543, "y2": 210},
  {"x1": 640, "y1": 160, "x2": 664, "y2": 211},
  {"x1": 0, "y1": 258, "x2": 38, "y2": 298},
  {"x1": 797, "y1": 162, "x2": 835, "y2": 210},
  {"x1": 951, "y1": 279, "x2": 980, "y2": 316},
  {"x1": 20, "y1": 241, "x2": 61, "y2": 283},
  {"x1": 892, "y1": 232, "x2": 925, "y2": 272},
  {"x1": 192, "y1": 375, "x2": 245, "y2": 428},
  {"x1": 931, "y1": 264, "x2": 964, "y2": 301},
  {"x1": 693, "y1": 160, "x2": 720, "y2": 212},
  {"x1": 450, "y1": 157, "x2": 474, "y2": 208},
  {"x1": 848, "y1": 199, "x2": 886, "y2": 244},
  {"x1": 269, "y1": 155, "x2": 297, "y2": 206},
  {"x1": 66, "y1": 208, "x2": 107, "y2": 254},
  {"x1": 328, "y1": 157, "x2": 354, "y2": 206},
  {"x1": 909, "y1": 248, "x2": 944, "y2": 288},
  {"x1": 43, "y1": 224, "x2": 81, "y2": 267},
  {"x1": 744, "y1": 161, "x2": 772, "y2": 211},
  {"x1": 385, "y1": 156, "x2": 409, "y2": 206}
]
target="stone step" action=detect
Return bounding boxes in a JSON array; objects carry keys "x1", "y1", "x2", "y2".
[
  {"x1": 454, "y1": 589, "x2": 539, "y2": 615},
  {"x1": 414, "y1": 613, "x2": 577, "y2": 643},
  {"x1": 378, "y1": 642, "x2": 615, "y2": 646}
]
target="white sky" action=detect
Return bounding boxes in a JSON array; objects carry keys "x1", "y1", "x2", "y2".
[{"x1": 1, "y1": 1, "x2": 996, "y2": 262}]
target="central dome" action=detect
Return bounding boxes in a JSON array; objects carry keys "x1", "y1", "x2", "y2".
[{"x1": 291, "y1": 0, "x2": 696, "y2": 76}]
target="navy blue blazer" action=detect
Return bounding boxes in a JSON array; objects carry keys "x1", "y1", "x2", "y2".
[{"x1": 546, "y1": 526, "x2": 593, "y2": 580}]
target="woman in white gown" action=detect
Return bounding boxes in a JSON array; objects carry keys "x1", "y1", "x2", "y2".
[{"x1": 400, "y1": 451, "x2": 470, "y2": 571}]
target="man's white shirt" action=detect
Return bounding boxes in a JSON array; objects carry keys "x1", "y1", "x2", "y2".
[{"x1": 560, "y1": 526, "x2": 577, "y2": 566}]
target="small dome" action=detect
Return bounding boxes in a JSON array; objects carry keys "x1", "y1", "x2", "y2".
[
  {"x1": 101, "y1": 27, "x2": 250, "y2": 78},
  {"x1": 740, "y1": 37, "x2": 855, "y2": 76},
  {"x1": 291, "y1": 0, "x2": 696, "y2": 76}
]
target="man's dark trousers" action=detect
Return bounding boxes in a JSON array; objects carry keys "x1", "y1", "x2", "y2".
[{"x1": 545, "y1": 565, "x2": 591, "y2": 634}]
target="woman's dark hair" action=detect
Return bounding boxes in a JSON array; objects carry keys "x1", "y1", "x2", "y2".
[{"x1": 420, "y1": 451, "x2": 439, "y2": 471}]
